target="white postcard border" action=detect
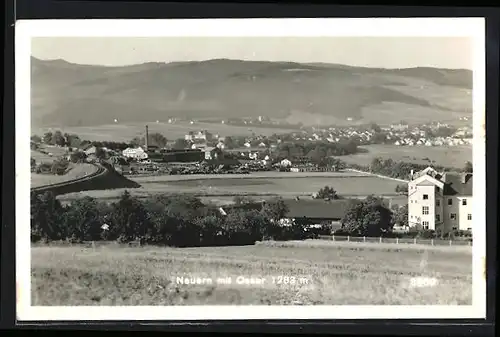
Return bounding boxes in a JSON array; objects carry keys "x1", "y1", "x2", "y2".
[{"x1": 16, "y1": 18, "x2": 486, "y2": 321}]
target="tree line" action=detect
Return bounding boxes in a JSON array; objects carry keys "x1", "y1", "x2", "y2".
[
  {"x1": 31, "y1": 192, "x2": 311, "y2": 246},
  {"x1": 31, "y1": 189, "x2": 464, "y2": 245}
]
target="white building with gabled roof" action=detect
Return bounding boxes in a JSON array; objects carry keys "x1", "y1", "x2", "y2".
[{"x1": 408, "y1": 167, "x2": 473, "y2": 233}]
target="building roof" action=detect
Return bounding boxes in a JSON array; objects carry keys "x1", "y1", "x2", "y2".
[
  {"x1": 413, "y1": 167, "x2": 473, "y2": 196},
  {"x1": 442, "y1": 173, "x2": 473, "y2": 196},
  {"x1": 284, "y1": 199, "x2": 352, "y2": 219},
  {"x1": 224, "y1": 198, "x2": 352, "y2": 220},
  {"x1": 203, "y1": 157, "x2": 241, "y2": 166}
]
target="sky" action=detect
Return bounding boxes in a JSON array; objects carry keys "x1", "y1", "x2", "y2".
[{"x1": 31, "y1": 36, "x2": 473, "y2": 70}]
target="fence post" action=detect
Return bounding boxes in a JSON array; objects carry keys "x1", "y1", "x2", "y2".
[
  {"x1": 332, "y1": 235, "x2": 335, "y2": 241},
  {"x1": 396, "y1": 237, "x2": 399, "y2": 245},
  {"x1": 413, "y1": 238, "x2": 417, "y2": 245},
  {"x1": 449, "y1": 240, "x2": 452, "y2": 246},
  {"x1": 363, "y1": 236, "x2": 366, "y2": 243},
  {"x1": 347, "y1": 236, "x2": 350, "y2": 242},
  {"x1": 431, "y1": 239, "x2": 434, "y2": 246},
  {"x1": 379, "y1": 237, "x2": 382, "y2": 244}
]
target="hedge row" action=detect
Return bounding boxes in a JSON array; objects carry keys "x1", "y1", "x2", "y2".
[{"x1": 30, "y1": 191, "x2": 322, "y2": 246}]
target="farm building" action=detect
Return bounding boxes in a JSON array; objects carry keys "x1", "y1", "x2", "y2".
[
  {"x1": 283, "y1": 199, "x2": 351, "y2": 229},
  {"x1": 83, "y1": 145, "x2": 97, "y2": 156},
  {"x1": 122, "y1": 147, "x2": 148, "y2": 160},
  {"x1": 220, "y1": 199, "x2": 352, "y2": 230},
  {"x1": 161, "y1": 149, "x2": 204, "y2": 163}
]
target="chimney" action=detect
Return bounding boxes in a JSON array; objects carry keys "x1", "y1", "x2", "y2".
[
  {"x1": 145, "y1": 125, "x2": 149, "y2": 151},
  {"x1": 410, "y1": 169, "x2": 414, "y2": 180}
]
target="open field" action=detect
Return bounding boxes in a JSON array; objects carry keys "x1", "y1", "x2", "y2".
[
  {"x1": 32, "y1": 121, "x2": 298, "y2": 143},
  {"x1": 31, "y1": 242, "x2": 472, "y2": 305},
  {"x1": 31, "y1": 145, "x2": 68, "y2": 162},
  {"x1": 55, "y1": 171, "x2": 407, "y2": 205},
  {"x1": 342, "y1": 144, "x2": 472, "y2": 168},
  {"x1": 31, "y1": 163, "x2": 98, "y2": 189}
]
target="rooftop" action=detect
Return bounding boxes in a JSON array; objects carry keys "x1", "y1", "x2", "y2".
[
  {"x1": 442, "y1": 172, "x2": 473, "y2": 196},
  {"x1": 224, "y1": 198, "x2": 353, "y2": 220}
]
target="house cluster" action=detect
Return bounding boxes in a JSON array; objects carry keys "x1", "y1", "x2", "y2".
[
  {"x1": 407, "y1": 166, "x2": 473, "y2": 233},
  {"x1": 271, "y1": 122, "x2": 473, "y2": 148},
  {"x1": 389, "y1": 124, "x2": 473, "y2": 147}
]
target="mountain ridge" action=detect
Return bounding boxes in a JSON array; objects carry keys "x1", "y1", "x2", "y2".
[{"x1": 31, "y1": 57, "x2": 473, "y2": 128}]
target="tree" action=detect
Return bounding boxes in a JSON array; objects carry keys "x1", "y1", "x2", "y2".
[
  {"x1": 130, "y1": 136, "x2": 144, "y2": 147},
  {"x1": 341, "y1": 196, "x2": 393, "y2": 237},
  {"x1": 95, "y1": 147, "x2": 107, "y2": 160},
  {"x1": 395, "y1": 184, "x2": 408, "y2": 194},
  {"x1": 149, "y1": 132, "x2": 168, "y2": 148},
  {"x1": 31, "y1": 135, "x2": 42, "y2": 143},
  {"x1": 65, "y1": 134, "x2": 82, "y2": 148},
  {"x1": 60, "y1": 197, "x2": 105, "y2": 242},
  {"x1": 31, "y1": 191, "x2": 65, "y2": 242},
  {"x1": 69, "y1": 151, "x2": 87, "y2": 163},
  {"x1": 261, "y1": 197, "x2": 289, "y2": 222},
  {"x1": 315, "y1": 186, "x2": 339, "y2": 200},
  {"x1": 224, "y1": 136, "x2": 236, "y2": 149},
  {"x1": 42, "y1": 132, "x2": 53, "y2": 144},
  {"x1": 464, "y1": 161, "x2": 473, "y2": 173},
  {"x1": 193, "y1": 215, "x2": 225, "y2": 246},
  {"x1": 172, "y1": 138, "x2": 190, "y2": 150},
  {"x1": 109, "y1": 191, "x2": 152, "y2": 243},
  {"x1": 51, "y1": 158, "x2": 70, "y2": 175},
  {"x1": 370, "y1": 123, "x2": 381, "y2": 133},
  {"x1": 51, "y1": 130, "x2": 66, "y2": 147},
  {"x1": 392, "y1": 204, "x2": 408, "y2": 228}
]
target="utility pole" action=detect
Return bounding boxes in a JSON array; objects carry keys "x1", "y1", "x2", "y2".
[{"x1": 145, "y1": 125, "x2": 149, "y2": 151}]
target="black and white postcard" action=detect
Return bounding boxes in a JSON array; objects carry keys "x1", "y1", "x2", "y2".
[{"x1": 16, "y1": 18, "x2": 486, "y2": 320}]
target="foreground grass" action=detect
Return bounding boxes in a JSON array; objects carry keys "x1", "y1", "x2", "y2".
[{"x1": 31, "y1": 241, "x2": 472, "y2": 306}]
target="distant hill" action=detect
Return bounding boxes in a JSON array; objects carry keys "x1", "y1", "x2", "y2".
[{"x1": 31, "y1": 57, "x2": 473, "y2": 128}]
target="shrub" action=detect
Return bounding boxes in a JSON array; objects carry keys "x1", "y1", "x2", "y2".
[{"x1": 51, "y1": 158, "x2": 70, "y2": 175}]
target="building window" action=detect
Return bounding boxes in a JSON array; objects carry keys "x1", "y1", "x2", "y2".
[
  {"x1": 448, "y1": 198, "x2": 453, "y2": 205},
  {"x1": 423, "y1": 194, "x2": 428, "y2": 200},
  {"x1": 467, "y1": 214, "x2": 472, "y2": 220},
  {"x1": 450, "y1": 213, "x2": 457, "y2": 220},
  {"x1": 462, "y1": 199, "x2": 467, "y2": 206},
  {"x1": 436, "y1": 200, "x2": 440, "y2": 206},
  {"x1": 436, "y1": 214, "x2": 440, "y2": 222},
  {"x1": 422, "y1": 206, "x2": 429, "y2": 215},
  {"x1": 422, "y1": 221, "x2": 429, "y2": 230},
  {"x1": 452, "y1": 227, "x2": 458, "y2": 230}
]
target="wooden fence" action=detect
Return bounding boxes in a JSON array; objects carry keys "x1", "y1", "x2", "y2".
[{"x1": 317, "y1": 235, "x2": 472, "y2": 246}]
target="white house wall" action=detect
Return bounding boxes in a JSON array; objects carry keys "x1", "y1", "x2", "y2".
[{"x1": 408, "y1": 172, "x2": 473, "y2": 233}]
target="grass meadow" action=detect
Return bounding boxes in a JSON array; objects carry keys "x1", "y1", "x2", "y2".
[
  {"x1": 342, "y1": 144, "x2": 472, "y2": 168},
  {"x1": 56, "y1": 172, "x2": 408, "y2": 206},
  {"x1": 31, "y1": 240, "x2": 472, "y2": 306},
  {"x1": 31, "y1": 163, "x2": 98, "y2": 189}
]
